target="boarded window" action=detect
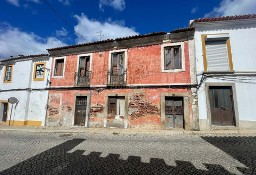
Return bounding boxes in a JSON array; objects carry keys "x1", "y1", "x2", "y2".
[
  {"x1": 111, "y1": 52, "x2": 125, "y2": 74},
  {"x1": 54, "y1": 59, "x2": 64, "y2": 76},
  {"x1": 4, "y1": 65, "x2": 12, "y2": 82},
  {"x1": 164, "y1": 46, "x2": 181, "y2": 70},
  {"x1": 206, "y1": 40, "x2": 229, "y2": 71},
  {"x1": 34, "y1": 63, "x2": 45, "y2": 79},
  {"x1": 78, "y1": 56, "x2": 90, "y2": 77}
]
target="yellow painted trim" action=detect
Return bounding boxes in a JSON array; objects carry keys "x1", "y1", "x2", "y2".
[
  {"x1": 226, "y1": 38, "x2": 234, "y2": 71},
  {"x1": 202, "y1": 33, "x2": 234, "y2": 72},
  {"x1": 201, "y1": 34, "x2": 207, "y2": 71},
  {"x1": 33, "y1": 62, "x2": 46, "y2": 81},
  {"x1": 6, "y1": 120, "x2": 42, "y2": 126},
  {"x1": 3, "y1": 65, "x2": 13, "y2": 83}
]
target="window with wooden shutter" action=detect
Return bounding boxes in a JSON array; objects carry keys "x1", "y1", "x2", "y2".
[
  {"x1": 111, "y1": 52, "x2": 125, "y2": 74},
  {"x1": 78, "y1": 56, "x2": 90, "y2": 77},
  {"x1": 164, "y1": 46, "x2": 182, "y2": 70},
  {"x1": 54, "y1": 58, "x2": 64, "y2": 76}
]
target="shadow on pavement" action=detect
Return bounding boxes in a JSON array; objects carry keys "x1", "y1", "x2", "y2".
[
  {"x1": 1, "y1": 138, "x2": 237, "y2": 175},
  {"x1": 201, "y1": 136, "x2": 256, "y2": 174}
]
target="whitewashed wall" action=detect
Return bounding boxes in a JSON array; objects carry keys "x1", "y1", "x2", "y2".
[
  {"x1": 193, "y1": 19, "x2": 256, "y2": 129},
  {"x1": 0, "y1": 56, "x2": 50, "y2": 126}
]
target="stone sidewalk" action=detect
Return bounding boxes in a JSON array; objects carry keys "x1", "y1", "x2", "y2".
[{"x1": 0, "y1": 126, "x2": 255, "y2": 136}]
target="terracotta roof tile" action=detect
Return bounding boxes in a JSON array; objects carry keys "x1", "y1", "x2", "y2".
[
  {"x1": 192, "y1": 14, "x2": 256, "y2": 24},
  {"x1": 171, "y1": 27, "x2": 195, "y2": 33},
  {"x1": 0, "y1": 54, "x2": 49, "y2": 62},
  {"x1": 47, "y1": 32, "x2": 166, "y2": 51}
]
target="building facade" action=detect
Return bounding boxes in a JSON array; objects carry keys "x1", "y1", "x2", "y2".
[
  {"x1": 46, "y1": 30, "x2": 199, "y2": 130},
  {"x1": 192, "y1": 14, "x2": 256, "y2": 130},
  {"x1": 0, "y1": 55, "x2": 51, "y2": 126}
]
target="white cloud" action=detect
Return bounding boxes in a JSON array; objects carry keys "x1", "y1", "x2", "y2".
[
  {"x1": 6, "y1": 0, "x2": 40, "y2": 7},
  {"x1": 58, "y1": 0, "x2": 70, "y2": 6},
  {"x1": 56, "y1": 27, "x2": 68, "y2": 37},
  {"x1": 74, "y1": 14, "x2": 139, "y2": 43},
  {"x1": 6, "y1": 0, "x2": 19, "y2": 6},
  {"x1": 205, "y1": 0, "x2": 256, "y2": 17},
  {"x1": 0, "y1": 24, "x2": 66, "y2": 58},
  {"x1": 191, "y1": 6, "x2": 198, "y2": 14},
  {"x1": 99, "y1": 0, "x2": 125, "y2": 11}
]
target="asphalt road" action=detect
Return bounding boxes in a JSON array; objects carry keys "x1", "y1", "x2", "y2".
[{"x1": 0, "y1": 131, "x2": 255, "y2": 175}]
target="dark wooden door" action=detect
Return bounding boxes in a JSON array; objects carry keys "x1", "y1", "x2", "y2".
[
  {"x1": 2, "y1": 103, "x2": 8, "y2": 122},
  {"x1": 74, "y1": 96, "x2": 87, "y2": 126},
  {"x1": 209, "y1": 86, "x2": 235, "y2": 126},
  {"x1": 165, "y1": 97, "x2": 184, "y2": 129}
]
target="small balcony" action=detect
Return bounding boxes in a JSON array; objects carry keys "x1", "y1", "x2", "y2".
[
  {"x1": 74, "y1": 71, "x2": 91, "y2": 87},
  {"x1": 107, "y1": 70, "x2": 126, "y2": 86}
]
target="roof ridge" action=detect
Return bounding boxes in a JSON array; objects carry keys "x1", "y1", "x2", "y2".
[{"x1": 192, "y1": 14, "x2": 256, "y2": 24}]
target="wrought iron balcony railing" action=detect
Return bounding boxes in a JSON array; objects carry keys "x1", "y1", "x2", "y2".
[
  {"x1": 74, "y1": 71, "x2": 91, "y2": 86},
  {"x1": 107, "y1": 70, "x2": 126, "y2": 86}
]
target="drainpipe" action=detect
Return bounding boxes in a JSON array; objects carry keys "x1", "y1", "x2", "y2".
[{"x1": 87, "y1": 89, "x2": 92, "y2": 128}]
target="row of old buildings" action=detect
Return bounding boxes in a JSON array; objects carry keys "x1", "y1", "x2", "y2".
[{"x1": 1, "y1": 14, "x2": 256, "y2": 130}]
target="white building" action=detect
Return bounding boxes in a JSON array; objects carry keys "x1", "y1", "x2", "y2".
[
  {"x1": 0, "y1": 54, "x2": 51, "y2": 126},
  {"x1": 191, "y1": 14, "x2": 256, "y2": 130}
]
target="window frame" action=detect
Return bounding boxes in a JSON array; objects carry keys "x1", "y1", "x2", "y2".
[
  {"x1": 33, "y1": 62, "x2": 46, "y2": 81},
  {"x1": 108, "y1": 49, "x2": 127, "y2": 73},
  {"x1": 161, "y1": 42, "x2": 185, "y2": 72},
  {"x1": 201, "y1": 33, "x2": 234, "y2": 72},
  {"x1": 52, "y1": 57, "x2": 66, "y2": 78},
  {"x1": 76, "y1": 53, "x2": 93, "y2": 74},
  {"x1": 4, "y1": 65, "x2": 13, "y2": 83}
]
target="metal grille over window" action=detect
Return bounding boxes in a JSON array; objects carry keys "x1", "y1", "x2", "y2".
[
  {"x1": 206, "y1": 40, "x2": 229, "y2": 71},
  {"x1": 164, "y1": 46, "x2": 181, "y2": 70}
]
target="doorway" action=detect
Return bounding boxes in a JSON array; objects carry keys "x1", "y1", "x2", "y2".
[
  {"x1": 74, "y1": 96, "x2": 87, "y2": 126},
  {"x1": 0, "y1": 102, "x2": 8, "y2": 122},
  {"x1": 208, "y1": 86, "x2": 235, "y2": 126},
  {"x1": 165, "y1": 97, "x2": 184, "y2": 129}
]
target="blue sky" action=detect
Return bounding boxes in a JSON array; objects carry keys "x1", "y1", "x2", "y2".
[{"x1": 0, "y1": 0, "x2": 256, "y2": 58}]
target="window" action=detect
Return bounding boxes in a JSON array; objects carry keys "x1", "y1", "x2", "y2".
[
  {"x1": 4, "y1": 65, "x2": 13, "y2": 82},
  {"x1": 202, "y1": 34, "x2": 233, "y2": 72},
  {"x1": 161, "y1": 43, "x2": 184, "y2": 72},
  {"x1": 111, "y1": 52, "x2": 125, "y2": 74},
  {"x1": 108, "y1": 96, "x2": 125, "y2": 117},
  {"x1": 108, "y1": 50, "x2": 127, "y2": 86},
  {"x1": 164, "y1": 46, "x2": 182, "y2": 70},
  {"x1": 33, "y1": 62, "x2": 45, "y2": 81},
  {"x1": 78, "y1": 56, "x2": 90, "y2": 77},
  {"x1": 54, "y1": 58, "x2": 64, "y2": 77}
]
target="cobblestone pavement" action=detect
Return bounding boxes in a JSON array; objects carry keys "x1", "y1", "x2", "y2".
[{"x1": 0, "y1": 131, "x2": 255, "y2": 175}]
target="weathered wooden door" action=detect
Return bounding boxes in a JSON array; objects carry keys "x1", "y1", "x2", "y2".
[
  {"x1": 165, "y1": 97, "x2": 184, "y2": 129},
  {"x1": 74, "y1": 96, "x2": 87, "y2": 126},
  {"x1": 208, "y1": 86, "x2": 235, "y2": 126},
  {"x1": 1, "y1": 103, "x2": 8, "y2": 122}
]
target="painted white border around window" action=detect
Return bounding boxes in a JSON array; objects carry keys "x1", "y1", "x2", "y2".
[
  {"x1": 76, "y1": 53, "x2": 93, "y2": 73},
  {"x1": 52, "y1": 56, "x2": 66, "y2": 78},
  {"x1": 161, "y1": 42, "x2": 185, "y2": 73},
  {"x1": 108, "y1": 49, "x2": 128, "y2": 72}
]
